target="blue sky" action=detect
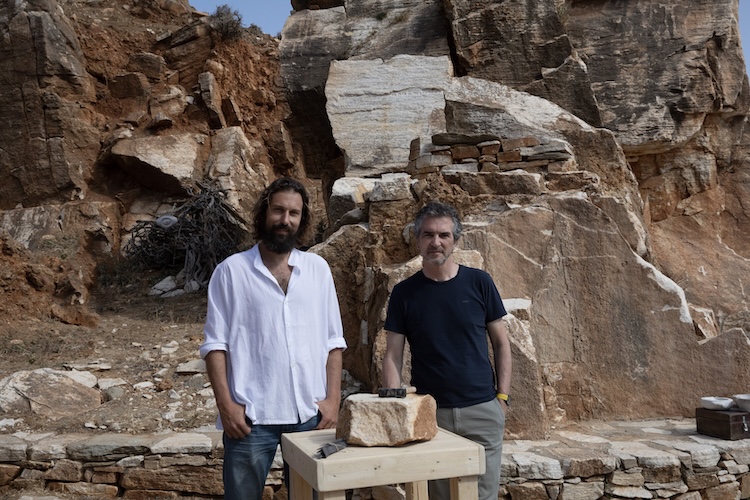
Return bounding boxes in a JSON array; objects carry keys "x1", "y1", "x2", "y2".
[
  {"x1": 189, "y1": 1, "x2": 750, "y2": 74},
  {"x1": 190, "y1": 0, "x2": 291, "y2": 35}
]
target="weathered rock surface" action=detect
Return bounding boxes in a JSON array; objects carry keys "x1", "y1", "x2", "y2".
[
  {"x1": 444, "y1": 0, "x2": 602, "y2": 127},
  {"x1": 0, "y1": 0, "x2": 100, "y2": 209},
  {"x1": 0, "y1": 369, "x2": 101, "y2": 418},
  {"x1": 336, "y1": 393, "x2": 437, "y2": 446},
  {"x1": 326, "y1": 55, "x2": 452, "y2": 174},
  {"x1": 565, "y1": 0, "x2": 746, "y2": 153},
  {"x1": 1, "y1": 0, "x2": 750, "y2": 459},
  {"x1": 206, "y1": 126, "x2": 273, "y2": 220},
  {"x1": 110, "y1": 133, "x2": 205, "y2": 194},
  {"x1": 279, "y1": 0, "x2": 750, "y2": 441}
]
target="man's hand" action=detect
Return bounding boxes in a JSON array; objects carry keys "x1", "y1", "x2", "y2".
[
  {"x1": 205, "y1": 351, "x2": 251, "y2": 440},
  {"x1": 499, "y1": 399, "x2": 509, "y2": 414},
  {"x1": 315, "y1": 397, "x2": 340, "y2": 429},
  {"x1": 219, "y1": 399, "x2": 252, "y2": 439}
]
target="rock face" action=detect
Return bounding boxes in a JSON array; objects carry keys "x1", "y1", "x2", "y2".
[
  {"x1": 0, "y1": 369, "x2": 101, "y2": 418},
  {"x1": 444, "y1": 0, "x2": 602, "y2": 127},
  {"x1": 326, "y1": 55, "x2": 452, "y2": 174},
  {"x1": 0, "y1": 1, "x2": 100, "y2": 208},
  {"x1": 566, "y1": 1, "x2": 746, "y2": 153},
  {"x1": 110, "y1": 133, "x2": 205, "y2": 194},
  {"x1": 336, "y1": 393, "x2": 438, "y2": 446},
  {"x1": 0, "y1": 1, "x2": 288, "y2": 322},
  {"x1": 282, "y1": 0, "x2": 750, "y2": 439},
  {"x1": 1, "y1": 0, "x2": 750, "y2": 443}
]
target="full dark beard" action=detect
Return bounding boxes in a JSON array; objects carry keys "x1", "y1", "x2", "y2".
[{"x1": 261, "y1": 224, "x2": 298, "y2": 254}]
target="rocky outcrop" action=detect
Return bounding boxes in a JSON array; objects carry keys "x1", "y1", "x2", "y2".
[
  {"x1": 565, "y1": 0, "x2": 746, "y2": 153},
  {"x1": 110, "y1": 132, "x2": 206, "y2": 194},
  {"x1": 283, "y1": 0, "x2": 750, "y2": 440},
  {"x1": 444, "y1": 0, "x2": 602, "y2": 127},
  {"x1": 279, "y1": 0, "x2": 450, "y2": 178},
  {"x1": 0, "y1": 0, "x2": 291, "y2": 322},
  {"x1": 1, "y1": 0, "x2": 750, "y2": 446},
  {"x1": 0, "y1": 1, "x2": 101, "y2": 208},
  {"x1": 326, "y1": 55, "x2": 453, "y2": 174}
]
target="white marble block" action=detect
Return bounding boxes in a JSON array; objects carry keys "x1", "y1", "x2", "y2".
[{"x1": 336, "y1": 393, "x2": 438, "y2": 446}]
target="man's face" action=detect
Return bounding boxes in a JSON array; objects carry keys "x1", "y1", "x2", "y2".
[
  {"x1": 262, "y1": 190, "x2": 304, "y2": 254},
  {"x1": 417, "y1": 216, "x2": 456, "y2": 266}
]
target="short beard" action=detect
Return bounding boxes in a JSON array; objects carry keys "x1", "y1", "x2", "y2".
[
  {"x1": 422, "y1": 247, "x2": 453, "y2": 266},
  {"x1": 261, "y1": 224, "x2": 298, "y2": 254}
]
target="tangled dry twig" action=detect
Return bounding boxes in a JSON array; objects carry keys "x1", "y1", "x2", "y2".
[{"x1": 124, "y1": 183, "x2": 248, "y2": 286}]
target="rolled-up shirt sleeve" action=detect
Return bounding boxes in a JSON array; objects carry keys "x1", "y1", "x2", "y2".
[
  {"x1": 325, "y1": 266, "x2": 347, "y2": 352},
  {"x1": 200, "y1": 263, "x2": 231, "y2": 358}
]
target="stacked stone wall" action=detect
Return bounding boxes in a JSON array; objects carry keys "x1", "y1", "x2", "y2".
[{"x1": 2, "y1": 420, "x2": 750, "y2": 499}]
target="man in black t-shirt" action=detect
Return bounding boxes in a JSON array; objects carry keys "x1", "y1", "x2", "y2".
[{"x1": 382, "y1": 201, "x2": 512, "y2": 500}]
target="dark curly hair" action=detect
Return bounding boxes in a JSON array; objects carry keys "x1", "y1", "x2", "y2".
[{"x1": 252, "y1": 177, "x2": 311, "y2": 244}]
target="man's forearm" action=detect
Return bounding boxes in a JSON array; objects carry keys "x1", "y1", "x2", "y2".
[
  {"x1": 489, "y1": 318, "x2": 512, "y2": 395},
  {"x1": 382, "y1": 332, "x2": 405, "y2": 388},
  {"x1": 205, "y1": 350, "x2": 234, "y2": 409},
  {"x1": 382, "y1": 356, "x2": 402, "y2": 387},
  {"x1": 325, "y1": 348, "x2": 343, "y2": 403}
]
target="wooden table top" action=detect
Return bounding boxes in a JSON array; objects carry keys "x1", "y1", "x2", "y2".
[{"x1": 281, "y1": 428, "x2": 485, "y2": 491}]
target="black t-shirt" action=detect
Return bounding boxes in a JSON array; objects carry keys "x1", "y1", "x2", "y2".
[{"x1": 384, "y1": 265, "x2": 507, "y2": 408}]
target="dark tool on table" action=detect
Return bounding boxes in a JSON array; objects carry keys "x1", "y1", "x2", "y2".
[
  {"x1": 377, "y1": 386, "x2": 417, "y2": 398},
  {"x1": 315, "y1": 438, "x2": 348, "y2": 458}
]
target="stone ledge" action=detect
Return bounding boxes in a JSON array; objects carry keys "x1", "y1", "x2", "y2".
[{"x1": 0, "y1": 419, "x2": 749, "y2": 499}]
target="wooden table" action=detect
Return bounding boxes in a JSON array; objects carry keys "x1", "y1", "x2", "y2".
[{"x1": 281, "y1": 428, "x2": 485, "y2": 500}]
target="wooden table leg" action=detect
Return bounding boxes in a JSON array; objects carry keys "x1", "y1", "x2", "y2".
[
  {"x1": 450, "y1": 475, "x2": 478, "y2": 499},
  {"x1": 405, "y1": 480, "x2": 429, "y2": 500},
  {"x1": 317, "y1": 491, "x2": 347, "y2": 500},
  {"x1": 288, "y1": 467, "x2": 314, "y2": 500}
]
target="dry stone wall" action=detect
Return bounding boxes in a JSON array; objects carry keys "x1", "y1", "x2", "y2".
[
  {"x1": 1, "y1": 0, "x2": 750, "y2": 474},
  {"x1": 2, "y1": 420, "x2": 750, "y2": 499}
]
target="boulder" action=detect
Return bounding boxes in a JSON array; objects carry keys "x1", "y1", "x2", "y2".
[
  {"x1": 336, "y1": 393, "x2": 437, "y2": 446},
  {"x1": 0, "y1": 3, "x2": 100, "y2": 209},
  {"x1": 206, "y1": 126, "x2": 272, "y2": 221},
  {"x1": 444, "y1": 0, "x2": 601, "y2": 126},
  {"x1": 0, "y1": 369, "x2": 101, "y2": 418},
  {"x1": 325, "y1": 55, "x2": 452, "y2": 174},
  {"x1": 110, "y1": 133, "x2": 204, "y2": 194}
]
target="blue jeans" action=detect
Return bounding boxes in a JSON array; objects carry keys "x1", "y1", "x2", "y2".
[{"x1": 222, "y1": 412, "x2": 321, "y2": 500}]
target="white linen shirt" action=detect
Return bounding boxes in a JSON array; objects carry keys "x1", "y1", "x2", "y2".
[{"x1": 200, "y1": 245, "x2": 346, "y2": 426}]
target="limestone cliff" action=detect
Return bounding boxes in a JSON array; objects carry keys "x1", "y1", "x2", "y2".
[
  {"x1": 1, "y1": 0, "x2": 749, "y2": 439},
  {"x1": 282, "y1": 0, "x2": 750, "y2": 438}
]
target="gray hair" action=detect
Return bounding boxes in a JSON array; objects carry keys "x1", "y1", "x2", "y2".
[{"x1": 413, "y1": 201, "x2": 462, "y2": 241}]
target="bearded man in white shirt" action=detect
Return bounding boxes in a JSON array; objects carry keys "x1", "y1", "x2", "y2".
[{"x1": 201, "y1": 177, "x2": 346, "y2": 499}]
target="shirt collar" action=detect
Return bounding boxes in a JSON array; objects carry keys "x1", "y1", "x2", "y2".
[
  {"x1": 251, "y1": 244, "x2": 303, "y2": 268},
  {"x1": 288, "y1": 247, "x2": 301, "y2": 266}
]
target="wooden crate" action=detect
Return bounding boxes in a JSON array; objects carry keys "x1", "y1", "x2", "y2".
[{"x1": 696, "y1": 407, "x2": 750, "y2": 440}]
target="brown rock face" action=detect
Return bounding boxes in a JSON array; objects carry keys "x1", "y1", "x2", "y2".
[
  {"x1": 1, "y1": 0, "x2": 750, "y2": 447},
  {"x1": 336, "y1": 393, "x2": 438, "y2": 446},
  {"x1": 443, "y1": 0, "x2": 602, "y2": 126},
  {"x1": 0, "y1": 2, "x2": 100, "y2": 209}
]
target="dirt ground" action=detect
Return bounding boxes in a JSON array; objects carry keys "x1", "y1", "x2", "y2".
[
  {"x1": 0, "y1": 0, "x2": 285, "y2": 438},
  {"x1": 0, "y1": 259, "x2": 218, "y2": 437}
]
